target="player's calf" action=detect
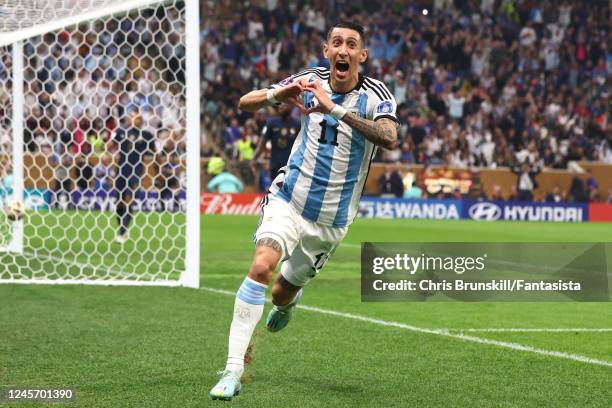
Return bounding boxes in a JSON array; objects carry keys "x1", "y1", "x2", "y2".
[
  {"x1": 267, "y1": 275, "x2": 303, "y2": 332},
  {"x1": 271, "y1": 274, "x2": 301, "y2": 305}
]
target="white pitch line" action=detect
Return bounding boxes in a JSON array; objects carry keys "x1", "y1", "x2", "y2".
[
  {"x1": 6, "y1": 250, "x2": 611, "y2": 368},
  {"x1": 199, "y1": 286, "x2": 612, "y2": 368},
  {"x1": 341, "y1": 243, "x2": 361, "y2": 248},
  {"x1": 445, "y1": 328, "x2": 612, "y2": 333}
]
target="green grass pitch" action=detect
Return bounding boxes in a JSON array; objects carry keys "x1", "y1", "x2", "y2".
[{"x1": 1, "y1": 213, "x2": 611, "y2": 407}]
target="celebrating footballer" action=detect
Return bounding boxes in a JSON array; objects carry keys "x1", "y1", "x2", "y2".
[{"x1": 210, "y1": 21, "x2": 399, "y2": 401}]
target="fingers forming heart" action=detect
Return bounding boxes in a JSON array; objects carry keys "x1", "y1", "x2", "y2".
[
  {"x1": 304, "y1": 104, "x2": 324, "y2": 115},
  {"x1": 285, "y1": 96, "x2": 307, "y2": 114}
]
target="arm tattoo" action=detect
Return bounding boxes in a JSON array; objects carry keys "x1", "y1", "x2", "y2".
[
  {"x1": 342, "y1": 114, "x2": 398, "y2": 149},
  {"x1": 256, "y1": 237, "x2": 282, "y2": 254}
]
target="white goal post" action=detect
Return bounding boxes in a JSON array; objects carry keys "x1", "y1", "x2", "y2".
[{"x1": 0, "y1": 0, "x2": 200, "y2": 287}]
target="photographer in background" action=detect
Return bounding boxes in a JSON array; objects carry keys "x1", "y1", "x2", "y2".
[{"x1": 511, "y1": 161, "x2": 541, "y2": 201}]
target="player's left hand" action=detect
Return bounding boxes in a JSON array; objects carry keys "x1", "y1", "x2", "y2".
[
  {"x1": 303, "y1": 80, "x2": 335, "y2": 115},
  {"x1": 284, "y1": 95, "x2": 308, "y2": 114}
]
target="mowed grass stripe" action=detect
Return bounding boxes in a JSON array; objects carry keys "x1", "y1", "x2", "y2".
[{"x1": 198, "y1": 286, "x2": 612, "y2": 368}]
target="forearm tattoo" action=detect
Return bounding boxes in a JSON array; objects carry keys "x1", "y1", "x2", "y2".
[
  {"x1": 342, "y1": 114, "x2": 398, "y2": 149},
  {"x1": 256, "y1": 237, "x2": 282, "y2": 254}
]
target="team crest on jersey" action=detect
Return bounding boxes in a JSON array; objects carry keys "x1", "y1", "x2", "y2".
[
  {"x1": 376, "y1": 101, "x2": 393, "y2": 114},
  {"x1": 278, "y1": 77, "x2": 294, "y2": 86}
]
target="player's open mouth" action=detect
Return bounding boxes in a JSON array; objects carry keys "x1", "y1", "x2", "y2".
[{"x1": 335, "y1": 60, "x2": 350, "y2": 77}]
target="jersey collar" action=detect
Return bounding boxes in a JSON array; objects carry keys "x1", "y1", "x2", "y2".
[{"x1": 328, "y1": 73, "x2": 364, "y2": 95}]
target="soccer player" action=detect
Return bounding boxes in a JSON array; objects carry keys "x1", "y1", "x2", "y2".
[
  {"x1": 210, "y1": 21, "x2": 399, "y2": 401},
  {"x1": 252, "y1": 103, "x2": 300, "y2": 181},
  {"x1": 112, "y1": 111, "x2": 155, "y2": 243}
]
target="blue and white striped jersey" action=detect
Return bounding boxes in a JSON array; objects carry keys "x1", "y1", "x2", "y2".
[{"x1": 269, "y1": 67, "x2": 398, "y2": 228}]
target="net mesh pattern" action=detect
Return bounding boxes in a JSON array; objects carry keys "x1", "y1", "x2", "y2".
[
  {"x1": 0, "y1": 0, "x2": 188, "y2": 283},
  {"x1": 0, "y1": 1, "x2": 135, "y2": 32}
]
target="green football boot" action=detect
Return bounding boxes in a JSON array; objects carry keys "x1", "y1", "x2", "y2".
[{"x1": 266, "y1": 289, "x2": 303, "y2": 332}]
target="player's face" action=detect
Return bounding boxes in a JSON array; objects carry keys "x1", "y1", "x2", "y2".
[{"x1": 324, "y1": 27, "x2": 368, "y2": 87}]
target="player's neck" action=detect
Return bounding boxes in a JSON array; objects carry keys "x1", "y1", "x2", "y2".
[{"x1": 329, "y1": 74, "x2": 359, "y2": 94}]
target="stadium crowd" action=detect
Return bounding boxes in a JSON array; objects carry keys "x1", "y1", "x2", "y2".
[
  {"x1": 18, "y1": 4, "x2": 186, "y2": 155},
  {"x1": 1, "y1": 0, "x2": 610, "y2": 203},
  {"x1": 201, "y1": 0, "x2": 610, "y2": 172},
  {"x1": 0, "y1": 4, "x2": 188, "y2": 196}
]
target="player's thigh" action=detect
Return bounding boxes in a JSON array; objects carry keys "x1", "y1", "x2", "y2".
[
  {"x1": 280, "y1": 223, "x2": 348, "y2": 287},
  {"x1": 254, "y1": 195, "x2": 300, "y2": 262}
]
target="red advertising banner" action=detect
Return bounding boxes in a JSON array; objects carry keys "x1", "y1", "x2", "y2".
[
  {"x1": 200, "y1": 193, "x2": 264, "y2": 215},
  {"x1": 588, "y1": 203, "x2": 612, "y2": 222}
]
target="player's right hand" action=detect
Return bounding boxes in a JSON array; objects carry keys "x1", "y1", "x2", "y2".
[{"x1": 274, "y1": 78, "x2": 308, "y2": 113}]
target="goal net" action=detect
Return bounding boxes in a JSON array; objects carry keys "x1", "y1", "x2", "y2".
[{"x1": 0, "y1": 0, "x2": 200, "y2": 287}]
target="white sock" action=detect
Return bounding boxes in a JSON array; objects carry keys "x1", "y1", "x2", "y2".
[{"x1": 224, "y1": 277, "x2": 267, "y2": 375}]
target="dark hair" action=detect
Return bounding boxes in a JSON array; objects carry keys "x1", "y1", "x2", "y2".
[{"x1": 326, "y1": 21, "x2": 366, "y2": 46}]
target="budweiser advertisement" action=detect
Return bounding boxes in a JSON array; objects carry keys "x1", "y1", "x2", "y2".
[{"x1": 200, "y1": 193, "x2": 264, "y2": 215}]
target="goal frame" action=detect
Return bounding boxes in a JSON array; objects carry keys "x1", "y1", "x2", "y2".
[{"x1": 0, "y1": 0, "x2": 200, "y2": 288}]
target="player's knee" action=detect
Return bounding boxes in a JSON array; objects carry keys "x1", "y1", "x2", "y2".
[{"x1": 248, "y1": 260, "x2": 275, "y2": 285}]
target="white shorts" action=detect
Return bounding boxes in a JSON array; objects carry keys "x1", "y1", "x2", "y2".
[{"x1": 254, "y1": 194, "x2": 348, "y2": 287}]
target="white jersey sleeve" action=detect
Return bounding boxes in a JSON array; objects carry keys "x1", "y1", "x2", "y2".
[
  {"x1": 269, "y1": 67, "x2": 330, "y2": 90},
  {"x1": 362, "y1": 77, "x2": 399, "y2": 123}
]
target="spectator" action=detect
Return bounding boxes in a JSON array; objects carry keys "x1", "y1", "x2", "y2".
[
  {"x1": 378, "y1": 164, "x2": 404, "y2": 198},
  {"x1": 519, "y1": 21, "x2": 537, "y2": 48},
  {"x1": 224, "y1": 118, "x2": 242, "y2": 158},
  {"x1": 266, "y1": 39, "x2": 282, "y2": 75},
  {"x1": 1, "y1": 169, "x2": 14, "y2": 195},
  {"x1": 586, "y1": 169, "x2": 600, "y2": 202},
  {"x1": 51, "y1": 150, "x2": 73, "y2": 208},
  {"x1": 488, "y1": 185, "x2": 504, "y2": 201},
  {"x1": 159, "y1": 159, "x2": 182, "y2": 211},
  {"x1": 507, "y1": 186, "x2": 519, "y2": 201},
  {"x1": 403, "y1": 179, "x2": 423, "y2": 199},
  {"x1": 93, "y1": 154, "x2": 114, "y2": 192},
  {"x1": 256, "y1": 162, "x2": 272, "y2": 193},
  {"x1": 236, "y1": 133, "x2": 255, "y2": 185},
  {"x1": 446, "y1": 90, "x2": 468, "y2": 122},
  {"x1": 569, "y1": 175, "x2": 589, "y2": 203},
  {"x1": 511, "y1": 162, "x2": 541, "y2": 201},
  {"x1": 545, "y1": 186, "x2": 564, "y2": 203},
  {"x1": 206, "y1": 157, "x2": 244, "y2": 194},
  {"x1": 207, "y1": 170, "x2": 244, "y2": 194}
]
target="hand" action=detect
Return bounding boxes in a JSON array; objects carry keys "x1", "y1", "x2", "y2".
[
  {"x1": 303, "y1": 80, "x2": 335, "y2": 115},
  {"x1": 274, "y1": 78, "x2": 308, "y2": 113},
  {"x1": 274, "y1": 79, "x2": 305, "y2": 101}
]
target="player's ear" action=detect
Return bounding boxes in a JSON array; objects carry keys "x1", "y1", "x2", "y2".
[
  {"x1": 359, "y1": 48, "x2": 368, "y2": 63},
  {"x1": 323, "y1": 42, "x2": 329, "y2": 59}
]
